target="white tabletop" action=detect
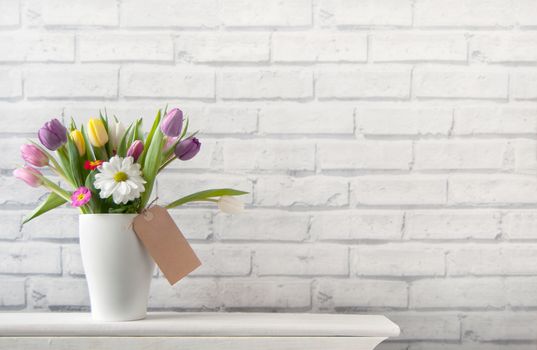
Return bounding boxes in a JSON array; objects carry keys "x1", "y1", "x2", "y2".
[{"x1": 0, "y1": 312, "x2": 400, "y2": 337}]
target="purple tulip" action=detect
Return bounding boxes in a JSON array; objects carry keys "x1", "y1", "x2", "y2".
[
  {"x1": 160, "y1": 108, "x2": 183, "y2": 137},
  {"x1": 127, "y1": 140, "x2": 144, "y2": 162},
  {"x1": 38, "y1": 118, "x2": 67, "y2": 151},
  {"x1": 174, "y1": 137, "x2": 201, "y2": 161}
]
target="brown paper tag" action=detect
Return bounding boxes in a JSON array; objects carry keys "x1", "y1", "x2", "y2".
[{"x1": 133, "y1": 205, "x2": 201, "y2": 285}]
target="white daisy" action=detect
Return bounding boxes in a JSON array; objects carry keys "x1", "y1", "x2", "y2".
[{"x1": 94, "y1": 156, "x2": 146, "y2": 205}]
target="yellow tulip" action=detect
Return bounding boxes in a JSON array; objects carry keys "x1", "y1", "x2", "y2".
[
  {"x1": 87, "y1": 118, "x2": 109, "y2": 147},
  {"x1": 70, "y1": 130, "x2": 86, "y2": 156}
]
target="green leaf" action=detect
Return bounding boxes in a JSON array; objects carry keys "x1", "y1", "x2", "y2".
[
  {"x1": 80, "y1": 125, "x2": 96, "y2": 162},
  {"x1": 140, "y1": 130, "x2": 164, "y2": 208},
  {"x1": 139, "y1": 109, "x2": 161, "y2": 167},
  {"x1": 117, "y1": 123, "x2": 134, "y2": 157},
  {"x1": 165, "y1": 188, "x2": 249, "y2": 209},
  {"x1": 84, "y1": 170, "x2": 98, "y2": 193},
  {"x1": 66, "y1": 137, "x2": 83, "y2": 187},
  {"x1": 22, "y1": 192, "x2": 67, "y2": 224}
]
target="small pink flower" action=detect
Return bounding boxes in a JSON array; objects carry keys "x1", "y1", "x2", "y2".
[
  {"x1": 20, "y1": 144, "x2": 48, "y2": 167},
  {"x1": 13, "y1": 166, "x2": 42, "y2": 187},
  {"x1": 71, "y1": 187, "x2": 91, "y2": 207}
]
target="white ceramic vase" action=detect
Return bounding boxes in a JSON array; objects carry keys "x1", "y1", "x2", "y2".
[{"x1": 79, "y1": 214, "x2": 155, "y2": 322}]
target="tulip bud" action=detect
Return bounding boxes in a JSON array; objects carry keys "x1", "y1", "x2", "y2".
[
  {"x1": 20, "y1": 144, "x2": 48, "y2": 167},
  {"x1": 87, "y1": 118, "x2": 109, "y2": 147},
  {"x1": 69, "y1": 130, "x2": 86, "y2": 156},
  {"x1": 108, "y1": 120, "x2": 125, "y2": 151},
  {"x1": 217, "y1": 196, "x2": 244, "y2": 214},
  {"x1": 13, "y1": 166, "x2": 43, "y2": 187},
  {"x1": 38, "y1": 118, "x2": 67, "y2": 151},
  {"x1": 126, "y1": 140, "x2": 144, "y2": 162},
  {"x1": 174, "y1": 137, "x2": 201, "y2": 161},
  {"x1": 160, "y1": 108, "x2": 184, "y2": 137}
]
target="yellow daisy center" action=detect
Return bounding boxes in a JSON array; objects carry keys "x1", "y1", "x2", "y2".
[{"x1": 113, "y1": 171, "x2": 129, "y2": 182}]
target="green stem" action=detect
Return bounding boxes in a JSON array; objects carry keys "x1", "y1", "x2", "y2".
[{"x1": 158, "y1": 155, "x2": 176, "y2": 173}]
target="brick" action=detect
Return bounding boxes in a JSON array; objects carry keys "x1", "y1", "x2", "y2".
[
  {"x1": 62, "y1": 245, "x2": 84, "y2": 276},
  {"x1": 0, "y1": 278, "x2": 25, "y2": 307},
  {"x1": 462, "y1": 312, "x2": 537, "y2": 341},
  {"x1": 272, "y1": 32, "x2": 366, "y2": 62},
  {"x1": 214, "y1": 211, "x2": 309, "y2": 241},
  {"x1": 453, "y1": 107, "x2": 537, "y2": 135},
  {"x1": 515, "y1": 0, "x2": 537, "y2": 27},
  {"x1": 414, "y1": 140, "x2": 508, "y2": 170},
  {"x1": 149, "y1": 278, "x2": 218, "y2": 309},
  {"x1": 157, "y1": 174, "x2": 253, "y2": 205},
  {"x1": 165, "y1": 139, "x2": 218, "y2": 171},
  {"x1": 0, "y1": 33, "x2": 73, "y2": 62},
  {"x1": 0, "y1": 211, "x2": 22, "y2": 240},
  {"x1": 0, "y1": 242, "x2": 61, "y2": 274},
  {"x1": 223, "y1": 140, "x2": 315, "y2": 171},
  {"x1": 351, "y1": 245, "x2": 445, "y2": 277},
  {"x1": 503, "y1": 211, "x2": 537, "y2": 240},
  {"x1": 26, "y1": 68, "x2": 117, "y2": 98},
  {"x1": 415, "y1": 0, "x2": 513, "y2": 27},
  {"x1": 41, "y1": 0, "x2": 118, "y2": 26},
  {"x1": 319, "y1": 0, "x2": 412, "y2": 27},
  {"x1": 79, "y1": 33, "x2": 173, "y2": 62},
  {"x1": 256, "y1": 244, "x2": 348, "y2": 276},
  {"x1": 121, "y1": 0, "x2": 218, "y2": 28},
  {"x1": 319, "y1": 141, "x2": 412, "y2": 170},
  {"x1": 389, "y1": 312, "x2": 460, "y2": 340},
  {"x1": 471, "y1": 34, "x2": 537, "y2": 63},
  {"x1": 448, "y1": 175, "x2": 537, "y2": 205},
  {"x1": 356, "y1": 107, "x2": 452, "y2": 136},
  {"x1": 28, "y1": 278, "x2": 88, "y2": 309},
  {"x1": 311, "y1": 211, "x2": 403, "y2": 241},
  {"x1": 222, "y1": 0, "x2": 311, "y2": 27},
  {"x1": 221, "y1": 70, "x2": 313, "y2": 100},
  {"x1": 121, "y1": 67, "x2": 214, "y2": 99},
  {"x1": 0, "y1": 0, "x2": 19, "y2": 26},
  {"x1": 447, "y1": 245, "x2": 537, "y2": 275},
  {"x1": 176, "y1": 33, "x2": 269, "y2": 63},
  {"x1": 507, "y1": 277, "x2": 537, "y2": 307},
  {"x1": 514, "y1": 140, "x2": 537, "y2": 174},
  {"x1": 220, "y1": 279, "x2": 311, "y2": 308},
  {"x1": 316, "y1": 279, "x2": 408, "y2": 309},
  {"x1": 259, "y1": 105, "x2": 354, "y2": 135},
  {"x1": 511, "y1": 70, "x2": 537, "y2": 100},
  {"x1": 351, "y1": 176, "x2": 447, "y2": 206},
  {"x1": 414, "y1": 68, "x2": 508, "y2": 99},
  {"x1": 0, "y1": 68, "x2": 22, "y2": 98},
  {"x1": 0, "y1": 105, "x2": 64, "y2": 133},
  {"x1": 190, "y1": 106, "x2": 258, "y2": 135},
  {"x1": 405, "y1": 211, "x2": 501, "y2": 240},
  {"x1": 410, "y1": 278, "x2": 505, "y2": 309},
  {"x1": 0, "y1": 137, "x2": 27, "y2": 169},
  {"x1": 317, "y1": 68, "x2": 410, "y2": 99},
  {"x1": 190, "y1": 245, "x2": 251, "y2": 276},
  {"x1": 0, "y1": 175, "x2": 50, "y2": 205},
  {"x1": 168, "y1": 210, "x2": 213, "y2": 240},
  {"x1": 255, "y1": 176, "x2": 348, "y2": 207},
  {"x1": 371, "y1": 33, "x2": 466, "y2": 62},
  {"x1": 21, "y1": 211, "x2": 78, "y2": 240}
]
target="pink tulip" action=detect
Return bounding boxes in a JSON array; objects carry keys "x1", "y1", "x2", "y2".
[
  {"x1": 126, "y1": 140, "x2": 144, "y2": 162},
  {"x1": 13, "y1": 166, "x2": 43, "y2": 187},
  {"x1": 20, "y1": 144, "x2": 48, "y2": 167}
]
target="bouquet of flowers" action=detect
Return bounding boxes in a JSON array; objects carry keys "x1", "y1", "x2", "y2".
[{"x1": 14, "y1": 107, "x2": 247, "y2": 223}]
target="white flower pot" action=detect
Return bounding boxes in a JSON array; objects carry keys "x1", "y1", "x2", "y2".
[{"x1": 79, "y1": 214, "x2": 155, "y2": 322}]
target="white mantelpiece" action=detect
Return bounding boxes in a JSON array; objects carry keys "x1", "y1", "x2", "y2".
[{"x1": 0, "y1": 312, "x2": 399, "y2": 350}]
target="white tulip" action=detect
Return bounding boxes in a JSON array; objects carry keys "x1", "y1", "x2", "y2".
[
  {"x1": 108, "y1": 119, "x2": 126, "y2": 151},
  {"x1": 217, "y1": 196, "x2": 244, "y2": 214}
]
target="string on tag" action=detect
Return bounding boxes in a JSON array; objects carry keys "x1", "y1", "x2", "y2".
[{"x1": 142, "y1": 196, "x2": 159, "y2": 221}]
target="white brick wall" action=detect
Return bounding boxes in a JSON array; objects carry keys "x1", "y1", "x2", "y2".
[{"x1": 0, "y1": 0, "x2": 535, "y2": 348}]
